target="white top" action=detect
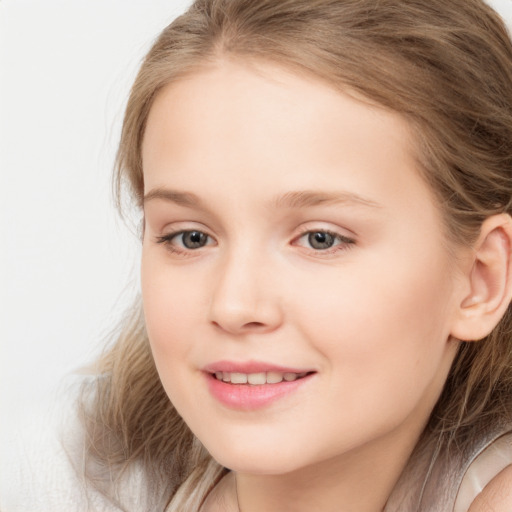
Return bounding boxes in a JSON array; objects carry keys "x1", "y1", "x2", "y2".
[
  {"x1": 1, "y1": 376, "x2": 511, "y2": 512},
  {"x1": 454, "y1": 433, "x2": 512, "y2": 512},
  {"x1": 0, "y1": 378, "x2": 122, "y2": 512}
]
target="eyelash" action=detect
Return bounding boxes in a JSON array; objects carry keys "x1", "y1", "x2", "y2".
[
  {"x1": 293, "y1": 228, "x2": 355, "y2": 255},
  {"x1": 155, "y1": 230, "x2": 215, "y2": 257},
  {"x1": 154, "y1": 228, "x2": 355, "y2": 256}
]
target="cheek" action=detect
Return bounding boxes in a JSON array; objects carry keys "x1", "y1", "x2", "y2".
[
  {"x1": 296, "y1": 261, "x2": 450, "y2": 344},
  {"x1": 291, "y1": 251, "x2": 456, "y2": 410},
  {"x1": 140, "y1": 253, "x2": 203, "y2": 373}
]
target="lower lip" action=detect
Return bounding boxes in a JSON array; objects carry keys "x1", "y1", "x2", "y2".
[{"x1": 205, "y1": 373, "x2": 314, "y2": 410}]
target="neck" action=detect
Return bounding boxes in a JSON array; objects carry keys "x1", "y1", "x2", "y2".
[{"x1": 234, "y1": 424, "x2": 425, "y2": 512}]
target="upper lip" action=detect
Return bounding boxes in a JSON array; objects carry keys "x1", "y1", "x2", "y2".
[{"x1": 203, "y1": 360, "x2": 314, "y2": 374}]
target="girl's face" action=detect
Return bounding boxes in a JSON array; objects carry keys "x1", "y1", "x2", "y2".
[{"x1": 141, "y1": 60, "x2": 463, "y2": 476}]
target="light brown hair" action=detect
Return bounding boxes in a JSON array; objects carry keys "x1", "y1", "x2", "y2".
[{"x1": 81, "y1": 1, "x2": 512, "y2": 510}]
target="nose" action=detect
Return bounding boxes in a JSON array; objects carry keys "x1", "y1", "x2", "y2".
[{"x1": 208, "y1": 249, "x2": 284, "y2": 335}]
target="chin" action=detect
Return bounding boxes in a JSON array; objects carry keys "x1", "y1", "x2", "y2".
[
  {"x1": 215, "y1": 455, "x2": 303, "y2": 476},
  {"x1": 201, "y1": 435, "x2": 309, "y2": 475}
]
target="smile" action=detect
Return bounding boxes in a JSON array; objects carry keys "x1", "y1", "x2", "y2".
[
  {"x1": 204, "y1": 364, "x2": 316, "y2": 410},
  {"x1": 213, "y1": 371, "x2": 309, "y2": 384}
]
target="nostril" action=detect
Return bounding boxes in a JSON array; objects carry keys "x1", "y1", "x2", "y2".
[
  {"x1": 210, "y1": 320, "x2": 263, "y2": 328},
  {"x1": 244, "y1": 322, "x2": 265, "y2": 329},
  {"x1": 210, "y1": 319, "x2": 272, "y2": 335}
]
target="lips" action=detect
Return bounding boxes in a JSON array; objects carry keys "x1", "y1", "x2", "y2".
[{"x1": 203, "y1": 361, "x2": 316, "y2": 410}]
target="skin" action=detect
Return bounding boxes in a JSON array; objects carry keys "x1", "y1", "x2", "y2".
[
  {"x1": 140, "y1": 59, "x2": 507, "y2": 511},
  {"x1": 469, "y1": 465, "x2": 512, "y2": 511}
]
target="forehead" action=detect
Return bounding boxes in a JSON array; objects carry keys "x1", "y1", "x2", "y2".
[{"x1": 141, "y1": 59, "x2": 436, "y2": 218}]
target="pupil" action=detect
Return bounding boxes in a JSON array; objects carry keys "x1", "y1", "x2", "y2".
[
  {"x1": 308, "y1": 232, "x2": 334, "y2": 250},
  {"x1": 183, "y1": 231, "x2": 206, "y2": 249}
]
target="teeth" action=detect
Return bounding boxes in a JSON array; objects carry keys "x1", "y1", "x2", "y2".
[
  {"x1": 230, "y1": 372, "x2": 248, "y2": 384},
  {"x1": 266, "y1": 371, "x2": 283, "y2": 384},
  {"x1": 214, "y1": 371, "x2": 308, "y2": 384},
  {"x1": 247, "y1": 372, "x2": 266, "y2": 385}
]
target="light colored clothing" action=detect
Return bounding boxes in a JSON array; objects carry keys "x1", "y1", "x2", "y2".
[
  {"x1": 0, "y1": 378, "x2": 122, "y2": 512},
  {"x1": 385, "y1": 417, "x2": 512, "y2": 511},
  {"x1": 455, "y1": 433, "x2": 512, "y2": 511},
  {"x1": 0, "y1": 376, "x2": 152, "y2": 512}
]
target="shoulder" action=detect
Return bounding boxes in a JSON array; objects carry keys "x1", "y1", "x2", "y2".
[
  {"x1": 454, "y1": 432, "x2": 512, "y2": 512},
  {"x1": 468, "y1": 464, "x2": 512, "y2": 511},
  {"x1": 0, "y1": 375, "x2": 121, "y2": 512},
  {"x1": 0, "y1": 381, "x2": 82, "y2": 510}
]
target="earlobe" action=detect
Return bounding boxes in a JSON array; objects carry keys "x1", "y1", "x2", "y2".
[{"x1": 451, "y1": 214, "x2": 512, "y2": 342}]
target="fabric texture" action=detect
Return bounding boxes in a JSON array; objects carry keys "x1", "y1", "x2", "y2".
[
  {"x1": 454, "y1": 433, "x2": 512, "y2": 511},
  {"x1": 0, "y1": 376, "x2": 141, "y2": 512},
  {"x1": 385, "y1": 417, "x2": 512, "y2": 511}
]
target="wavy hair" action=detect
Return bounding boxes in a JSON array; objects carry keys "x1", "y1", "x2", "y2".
[{"x1": 80, "y1": 1, "x2": 512, "y2": 510}]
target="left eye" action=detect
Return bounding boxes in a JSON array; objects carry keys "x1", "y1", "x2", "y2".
[
  {"x1": 297, "y1": 230, "x2": 353, "y2": 251},
  {"x1": 157, "y1": 230, "x2": 212, "y2": 250}
]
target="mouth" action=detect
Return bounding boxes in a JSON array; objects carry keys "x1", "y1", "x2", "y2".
[
  {"x1": 211, "y1": 370, "x2": 313, "y2": 385},
  {"x1": 203, "y1": 364, "x2": 316, "y2": 410}
]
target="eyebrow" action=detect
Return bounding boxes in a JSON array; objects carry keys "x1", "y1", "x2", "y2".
[
  {"x1": 143, "y1": 187, "x2": 382, "y2": 210},
  {"x1": 143, "y1": 188, "x2": 204, "y2": 207},
  {"x1": 272, "y1": 190, "x2": 382, "y2": 209}
]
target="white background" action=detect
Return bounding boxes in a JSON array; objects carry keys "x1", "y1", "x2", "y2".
[
  {"x1": 0, "y1": 0, "x2": 192, "y2": 418},
  {"x1": 1, "y1": 0, "x2": 512, "y2": 419}
]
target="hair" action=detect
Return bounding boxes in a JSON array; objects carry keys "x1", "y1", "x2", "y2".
[{"x1": 80, "y1": 1, "x2": 512, "y2": 510}]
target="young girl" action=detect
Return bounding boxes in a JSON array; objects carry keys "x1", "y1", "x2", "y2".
[{"x1": 4, "y1": 0, "x2": 512, "y2": 511}]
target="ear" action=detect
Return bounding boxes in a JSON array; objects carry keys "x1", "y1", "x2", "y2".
[{"x1": 450, "y1": 214, "x2": 512, "y2": 342}]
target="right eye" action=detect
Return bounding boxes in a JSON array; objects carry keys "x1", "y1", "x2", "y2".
[{"x1": 156, "y1": 230, "x2": 214, "y2": 251}]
